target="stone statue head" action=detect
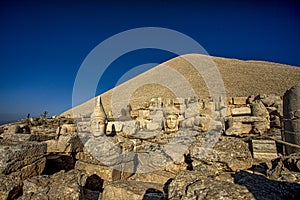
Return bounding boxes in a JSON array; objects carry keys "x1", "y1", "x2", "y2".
[{"x1": 164, "y1": 107, "x2": 179, "y2": 132}]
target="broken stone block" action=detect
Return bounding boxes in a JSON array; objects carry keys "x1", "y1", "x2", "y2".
[
  {"x1": 233, "y1": 97, "x2": 248, "y2": 105},
  {"x1": 122, "y1": 120, "x2": 139, "y2": 136},
  {"x1": 168, "y1": 170, "x2": 254, "y2": 200},
  {"x1": 102, "y1": 181, "x2": 164, "y2": 200},
  {"x1": 231, "y1": 107, "x2": 251, "y2": 116},
  {"x1": 44, "y1": 133, "x2": 83, "y2": 153},
  {"x1": 75, "y1": 161, "x2": 125, "y2": 182},
  {"x1": 251, "y1": 140, "x2": 278, "y2": 160},
  {"x1": 190, "y1": 137, "x2": 253, "y2": 172},
  {"x1": 0, "y1": 141, "x2": 46, "y2": 175},
  {"x1": 3, "y1": 134, "x2": 56, "y2": 142}
]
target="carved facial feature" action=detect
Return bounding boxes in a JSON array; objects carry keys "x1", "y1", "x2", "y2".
[{"x1": 166, "y1": 114, "x2": 178, "y2": 130}]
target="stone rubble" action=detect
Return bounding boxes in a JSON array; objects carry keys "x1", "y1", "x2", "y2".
[{"x1": 0, "y1": 93, "x2": 299, "y2": 199}]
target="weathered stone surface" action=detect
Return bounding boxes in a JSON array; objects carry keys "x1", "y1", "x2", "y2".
[
  {"x1": 225, "y1": 122, "x2": 252, "y2": 136},
  {"x1": 59, "y1": 123, "x2": 77, "y2": 134},
  {"x1": 251, "y1": 139, "x2": 278, "y2": 160},
  {"x1": 184, "y1": 102, "x2": 199, "y2": 118},
  {"x1": 102, "y1": 181, "x2": 164, "y2": 200},
  {"x1": 146, "y1": 122, "x2": 162, "y2": 131},
  {"x1": 168, "y1": 170, "x2": 254, "y2": 200},
  {"x1": 128, "y1": 170, "x2": 175, "y2": 185},
  {"x1": 231, "y1": 107, "x2": 251, "y2": 116},
  {"x1": 251, "y1": 100, "x2": 270, "y2": 133},
  {"x1": 234, "y1": 170, "x2": 300, "y2": 200},
  {"x1": 233, "y1": 97, "x2": 248, "y2": 105},
  {"x1": 268, "y1": 153, "x2": 300, "y2": 183},
  {"x1": 75, "y1": 160, "x2": 132, "y2": 182},
  {"x1": 190, "y1": 137, "x2": 253, "y2": 172},
  {"x1": 3, "y1": 134, "x2": 56, "y2": 142},
  {"x1": 122, "y1": 120, "x2": 139, "y2": 136},
  {"x1": 44, "y1": 133, "x2": 83, "y2": 153},
  {"x1": 0, "y1": 173, "x2": 22, "y2": 200},
  {"x1": 0, "y1": 141, "x2": 46, "y2": 175},
  {"x1": 20, "y1": 170, "x2": 87, "y2": 200},
  {"x1": 106, "y1": 121, "x2": 123, "y2": 133},
  {"x1": 283, "y1": 84, "x2": 300, "y2": 155},
  {"x1": 194, "y1": 115, "x2": 210, "y2": 132}
]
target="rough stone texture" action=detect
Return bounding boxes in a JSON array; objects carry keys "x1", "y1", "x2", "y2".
[
  {"x1": 267, "y1": 153, "x2": 300, "y2": 183},
  {"x1": 231, "y1": 107, "x2": 251, "y2": 116},
  {"x1": 251, "y1": 139, "x2": 278, "y2": 160},
  {"x1": 128, "y1": 170, "x2": 175, "y2": 185},
  {"x1": 251, "y1": 100, "x2": 270, "y2": 134},
  {"x1": 0, "y1": 173, "x2": 22, "y2": 200},
  {"x1": 283, "y1": 83, "x2": 300, "y2": 154},
  {"x1": 0, "y1": 141, "x2": 46, "y2": 175},
  {"x1": 122, "y1": 120, "x2": 139, "y2": 136},
  {"x1": 234, "y1": 170, "x2": 300, "y2": 200},
  {"x1": 3, "y1": 134, "x2": 56, "y2": 142},
  {"x1": 75, "y1": 160, "x2": 132, "y2": 182},
  {"x1": 233, "y1": 97, "x2": 248, "y2": 105},
  {"x1": 168, "y1": 170, "x2": 254, "y2": 200},
  {"x1": 102, "y1": 180, "x2": 164, "y2": 200},
  {"x1": 20, "y1": 170, "x2": 88, "y2": 200},
  {"x1": 190, "y1": 136, "x2": 253, "y2": 172},
  {"x1": 44, "y1": 133, "x2": 83, "y2": 153}
]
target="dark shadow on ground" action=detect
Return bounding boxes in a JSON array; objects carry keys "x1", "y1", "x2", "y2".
[{"x1": 233, "y1": 170, "x2": 300, "y2": 200}]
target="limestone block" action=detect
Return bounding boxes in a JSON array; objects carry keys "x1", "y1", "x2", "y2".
[
  {"x1": 190, "y1": 137, "x2": 253, "y2": 172},
  {"x1": 233, "y1": 97, "x2": 248, "y2": 105},
  {"x1": 251, "y1": 140, "x2": 277, "y2": 160},
  {"x1": 106, "y1": 121, "x2": 123, "y2": 133},
  {"x1": 60, "y1": 123, "x2": 77, "y2": 134},
  {"x1": 3, "y1": 134, "x2": 56, "y2": 142},
  {"x1": 44, "y1": 133, "x2": 83, "y2": 153},
  {"x1": 128, "y1": 170, "x2": 175, "y2": 184},
  {"x1": 122, "y1": 120, "x2": 139, "y2": 136},
  {"x1": 102, "y1": 181, "x2": 164, "y2": 200},
  {"x1": 231, "y1": 107, "x2": 251, "y2": 116},
  {"x1": 0, "y1": 142, "x2": 46, "y2": 175},
  {"x1": 75, "y1": 161, "x2": 122, "y2": 182},
  {"x1": 146, "y1": 121, "x2": 162, "y2": 131}
]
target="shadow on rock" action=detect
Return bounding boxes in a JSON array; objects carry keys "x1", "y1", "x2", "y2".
[{"x1": 233, "y1": 170, "x2": 300, "y2": 200}]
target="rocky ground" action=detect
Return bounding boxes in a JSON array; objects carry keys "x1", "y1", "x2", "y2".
[{"x1": 0, "y1": 115, "x2": 300, "y2": 200}]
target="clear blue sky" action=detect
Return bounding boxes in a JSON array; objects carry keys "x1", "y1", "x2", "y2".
[{"x1": 0, "y1": 0, "x2": 299, "y2": 122}]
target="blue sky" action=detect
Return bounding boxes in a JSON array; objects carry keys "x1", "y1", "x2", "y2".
[{"x1": 0, "y1": 0, "x2": 299, "y2": 122}]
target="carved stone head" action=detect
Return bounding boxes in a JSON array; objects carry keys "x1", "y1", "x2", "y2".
[{"x1": 164, "y1": 107, "x2": 179, "y2": 132}]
